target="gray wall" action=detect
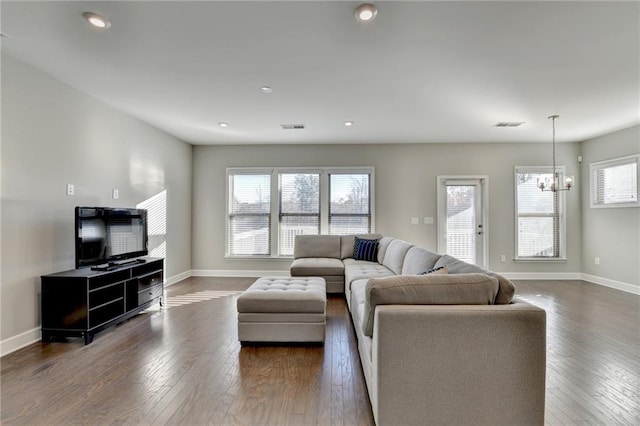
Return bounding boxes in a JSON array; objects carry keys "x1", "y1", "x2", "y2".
[
  {"x1": 1, "y1": 55, "x2": 193, "y2": 343},
  {"x1": 192, "y1": 142, "x2": 582, "y2": 275},
  {"x1": 580, "y1": 125, "x2": 640, "y2": 288}
]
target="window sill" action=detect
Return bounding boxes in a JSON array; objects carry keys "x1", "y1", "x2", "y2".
[
  {"x1": 225, "y1": 255, "x2": 294, "y2": 261},
  {"x1": 513, "y1": 257, "x2": 567, "y2": 263}
]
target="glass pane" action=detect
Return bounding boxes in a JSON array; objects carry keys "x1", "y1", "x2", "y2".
[
  {"x1": 229, "y1": 215, "x2": 270, "y2": 255},
  {"x1": 518, "y1": 217, "x2": 555, "y2": 257},
  {"x1": 329, "y1": 216, "x2": 369, "y2": 235},
  {"x1": 329, "y1": 174, "x2": 370, "y2": 214},
  {"x1": 279, "y1": 216, "x2": 320, "y2": 256},
  {"x1": 517, "y1": 172, "x2": 554, "y2": 214},
  {"x1": 446, "y1": 185, "x2": 475, "y2": 264},
  {"x1": 280, "y1": 173, "x2": 320, "y2": 213},
  {"x1": 230, "y1": 174, "x2": 270, "y2": 214}
]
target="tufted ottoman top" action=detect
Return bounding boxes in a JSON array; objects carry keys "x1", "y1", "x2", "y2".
[{"x1": 237, "y1": 277, "x2": 326, "y2": 314}]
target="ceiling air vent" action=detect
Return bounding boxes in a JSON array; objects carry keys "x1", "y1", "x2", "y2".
[
  {"x1": 280, "y1": 124, "x2": 305, "y2": 130},
  {"x1": 493, "y1": 122, "x2": 525, "y2": 128}
]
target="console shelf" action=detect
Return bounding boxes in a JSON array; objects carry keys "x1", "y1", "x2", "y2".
[{"x1": 41, "y1": 257, "x2": 164, "y2": 344}]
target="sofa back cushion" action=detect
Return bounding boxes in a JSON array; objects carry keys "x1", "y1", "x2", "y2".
[
  {"x1": 377, "y1": 236, "x2": 395, "y2": 264},
  {"x1": 381, "y1": 239, "x2": 414, "y2": 275},
  {"x1": 401, "y1": 247, "x2": 442, "y2": 275},
  {"x1": 434, "y1": 255, "x2": 515, "y2": 304},
  {"x1": 340, "y1": 233, "x2": 383, "y2": 259},
  {"x1": 294, "y1": 235, "x2": 341, "y2": 259},
  {"x1": 363, "y1": 274, "x2": 499, "y2": 336}
]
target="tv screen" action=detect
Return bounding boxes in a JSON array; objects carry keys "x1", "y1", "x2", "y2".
[{"x1": 75, "y1": 207, "x2": 148, "y2": 268}]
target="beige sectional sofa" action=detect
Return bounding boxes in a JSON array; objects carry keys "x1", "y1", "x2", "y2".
[{"x1": 291, "y1": 234, "x2": 547, "y2": 426}]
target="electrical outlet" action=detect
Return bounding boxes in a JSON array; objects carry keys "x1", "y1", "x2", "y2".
[
  {"x1": 595, "y1": 257, "x2": 600, "y2": 265},
  {"x1": 500, "y1": 255, "x2": 506, "y2": 262},
  {"x1": 66, "y1": 184, "x2": 74, "y2": 196},
  {"x1": 112, "y1": 188, "x2": 119, "y2": 200}
]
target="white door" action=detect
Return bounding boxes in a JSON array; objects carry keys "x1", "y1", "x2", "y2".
[{"x1": 437, "y1": 177, "x2": 488, "y2": 267}]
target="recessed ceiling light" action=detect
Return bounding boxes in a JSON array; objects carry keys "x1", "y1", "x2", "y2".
[
  {"x1": 218, "y1": 122, "x2": 229, "y2": 128},
  {"x1": 82, "y1": 12, "x2": 111, "y2": 29},
  {"x1": 355, "y1": 3, "x2": 378, "y2": 22},
  {"x1": 261, "y1": 86, "x2": 273, "y2": 93},
  {"x1": 344, "y1": 121, "x2": 354, "y2": 127}
]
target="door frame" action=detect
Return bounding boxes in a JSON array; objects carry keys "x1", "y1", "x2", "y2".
[{"x1": 436, "y1": 175, "x2": 489, "y2": 268}]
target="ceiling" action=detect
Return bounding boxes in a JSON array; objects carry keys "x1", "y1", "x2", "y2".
[{"x1": 2, "y1": 1, "x2": 639, "y2": 145}]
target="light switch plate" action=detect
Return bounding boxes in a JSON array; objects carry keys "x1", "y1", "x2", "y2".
[
  {"x1": 410, "y1": 217, "x2": 419, "y2": 225},
  {"x1": 423, "y1": 217, "x2": 434, "y2": 225},
  {"x1": 66, "y1": 184, "x2": 74, "y2": 196}
]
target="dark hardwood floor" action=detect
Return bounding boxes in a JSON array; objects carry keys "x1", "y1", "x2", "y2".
[{"x1": 1, "y1": 277, "x2": 639, "y2": 425}]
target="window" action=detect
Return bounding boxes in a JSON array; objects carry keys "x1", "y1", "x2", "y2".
[
  {"x1": 515, "y1": 166, "x2": 566, "y2": 260},
  {"x1": 227, "y1": 167, "x2": 374, "y2": 257},
  {"x1": 329, "y1": 173, "x2": 372, "y2": 235},
  {"x1": 279, "y1": 173, "x2": 320, "y2": 256},
  {"x1": 590, "y1": 154, "x2": 639, "y2": 208},
  {"x1": 227, "y1": 172, "x2": 271, "y2": 256}
]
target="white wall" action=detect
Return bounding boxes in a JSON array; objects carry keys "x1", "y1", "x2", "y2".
[
  {"x1": 1, "y1": 55, "x2": 193, "y2": 352},
  {"x1": 580, "y1": 125, "x2": 640, "y2": 290},
  {"x1": 192, "y1": 142, "x2": 582, "y2": 276}
]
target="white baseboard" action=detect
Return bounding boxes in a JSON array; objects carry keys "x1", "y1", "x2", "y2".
[
  {"x1": 191, "y1": 269, "x2": 290, "y2": 278},
  {"x1": 501, "y1": 272, "x2": 582, "y2": 280},
  {"x1": 581, "y1": 274, "x2": 640, "y2": 295},
  {"x1": 165, "y1": 270, "x2": 191, "y2": 287},
  {"x1": 1, "y1": 327, "x2": 40, "y2": 358}
]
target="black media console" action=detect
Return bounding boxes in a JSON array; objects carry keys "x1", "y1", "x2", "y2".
[{"x1": 41, "y1": 257, "x2": 164, "y2": 344}]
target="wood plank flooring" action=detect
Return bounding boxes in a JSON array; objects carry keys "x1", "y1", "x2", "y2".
[{"x1": 1, "y1": 277, "x2": 639, "y2": 425}]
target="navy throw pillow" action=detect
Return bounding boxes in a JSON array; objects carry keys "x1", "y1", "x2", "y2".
[{"x1": 352, "y1": 236, "x2": 379, "y2": 262}]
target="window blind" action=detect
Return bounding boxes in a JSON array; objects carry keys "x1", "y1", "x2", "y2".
[
  {"x1": 591, "y1": 156, "x2": 638, "y2": 207},
  {"x1": 515, "y1": 169, "x2": 562, "y2": 258},
  {"x1": 228, "y1": 173, "x2": 271, "y2": 255},
  {"x1": 445, "y1": 185, "x2": 476, "y2": 264}
]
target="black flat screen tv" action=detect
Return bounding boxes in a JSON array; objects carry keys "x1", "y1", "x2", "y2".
[{"x1": 75, "y1": 207, "x2": 148, "y2": 268}]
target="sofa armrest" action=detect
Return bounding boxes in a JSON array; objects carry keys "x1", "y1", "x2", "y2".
[{"x1": 371, "y1": 300, "x2": 546, "y2": 426}]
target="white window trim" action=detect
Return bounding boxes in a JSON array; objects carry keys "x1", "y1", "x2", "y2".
[
  {"x1": 226, "y1": 166, "x2": 375, "y2": 259},
  {"x1": 514, "y1": 165, "x2": 567, "y2": 262},
  {"x1": 590, "y1": 154, "x2": 640, "y2": 209}
]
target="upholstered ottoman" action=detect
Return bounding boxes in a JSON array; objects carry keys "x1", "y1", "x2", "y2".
[{"x1": 237, "y1": 277, "x2": 326, "y2": 344}]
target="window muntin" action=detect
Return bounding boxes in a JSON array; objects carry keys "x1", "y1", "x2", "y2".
[
  {"x1": 515, "y1": 167, "x2": 565, "y2": 259},
  {"x1": 228, "y1": 173, "x2": 271, "y2": 256},
  {"x1": 591, "y1": 155, "x2": 639, "y2": 208},
  {"x1": 328, "y1": 173, "x2": 371, "y2": 235},
  {"x1": 227, "y1": 167, "x2": 374, "y2": 257}
]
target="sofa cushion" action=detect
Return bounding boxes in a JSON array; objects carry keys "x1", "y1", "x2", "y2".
[
  {"x1": 293, "y1": 235, "x2": 341, "y2": 259},
  {"x1": 419, "y1": 265, "x2": 448, "y2": 275},
  {"x1": 290, "y1": 257, "x2": 344, "y2": 276},
  {"x1": 434, "y1": 255, "x2": 515, "y2": 304},
  {"x1": 377, "y1": 236, "x2": 395, "y2": 264},
  {"x1": 340, "y1": 233, "x2": 383, "y2": 259},
  {"x1": 362, "y1": 274, "x2": 499, "y2": 336},
  {"x1": 353, "y1": 236, "x2": 379, "y2": 261},
  {"x1": 381, "y1": 239, "x2": 414, "y2": 275},
  {"x1": 401, "y1": 247, "x2": 442, "y2": 275},
  {"x1": 344, "y1": 259, "x2": 395, "y2": 288}
]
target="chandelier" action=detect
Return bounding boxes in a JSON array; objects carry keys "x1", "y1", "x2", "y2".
[{"x1": 538, "y1": 115, "x2": 573, "y2": 192}]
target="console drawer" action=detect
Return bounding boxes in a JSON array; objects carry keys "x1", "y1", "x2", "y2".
[
  {"x1": 138, "y1": 283, "x2": 163, "y2": 305},
  {"x1": 138, "y1": 270, "x2": 163, "y2": 291}
]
